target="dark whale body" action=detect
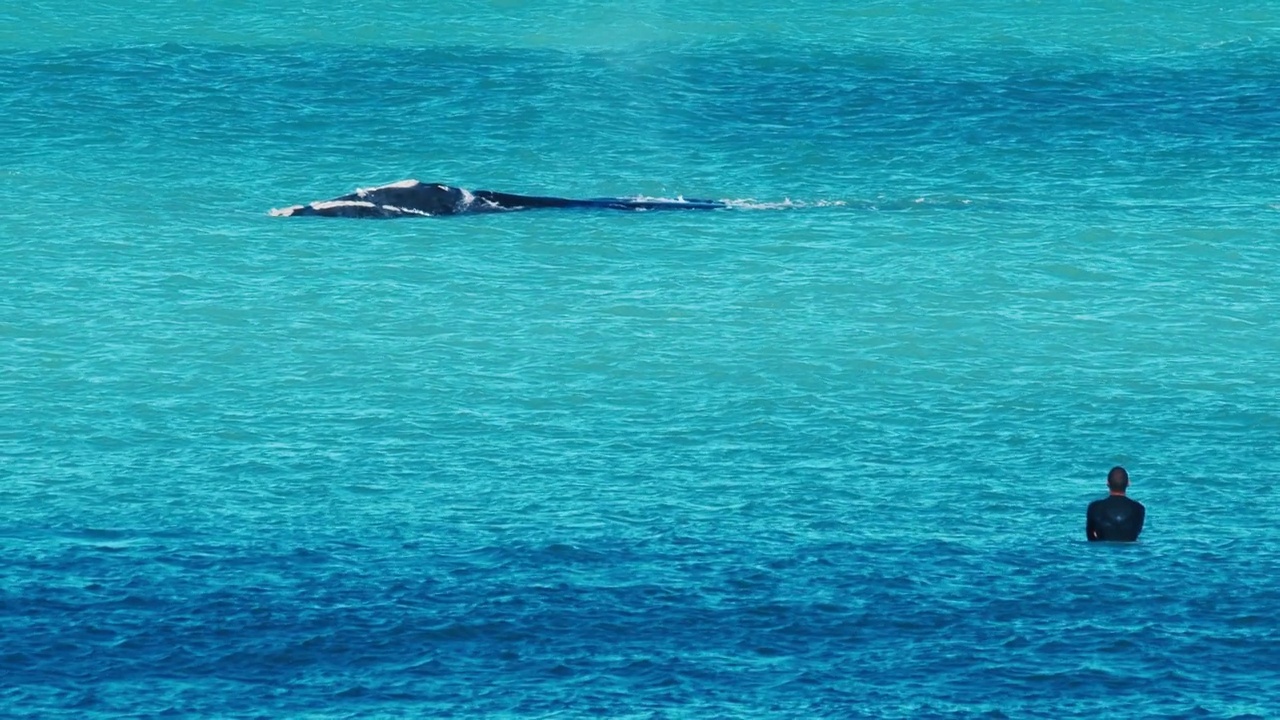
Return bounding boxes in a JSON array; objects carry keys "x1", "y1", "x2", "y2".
[{"x1": 271, "y1": 180, "x2": 727, "y2": 218}]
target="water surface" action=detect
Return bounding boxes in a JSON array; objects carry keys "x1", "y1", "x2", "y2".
[{"x1": 3, "y1": 1, "x2": 1279, "y2": 717}]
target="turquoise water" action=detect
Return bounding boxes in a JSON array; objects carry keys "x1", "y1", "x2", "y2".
[{"x1": 4, "y1": 1, "x2": 1280, "y2": 717}]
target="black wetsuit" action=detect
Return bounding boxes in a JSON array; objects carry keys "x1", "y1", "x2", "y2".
[{"x1": 1086, "y1": 494, "x2": 1145, "y2": 542}]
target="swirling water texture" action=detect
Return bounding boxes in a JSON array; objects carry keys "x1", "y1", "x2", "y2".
[{"x1": 2, "y1": 2, "x2": 1280, "y2": 718}]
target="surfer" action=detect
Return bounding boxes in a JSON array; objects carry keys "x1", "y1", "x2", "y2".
[
  {"x1": 270, "y1": 179, "x2": 727, "y2": 218},
  {"x1": 1086, "y1": 466, "x2": 1145, "y2": 542}
]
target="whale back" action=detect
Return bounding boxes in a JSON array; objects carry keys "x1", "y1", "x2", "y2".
[{"x1": 354, "y1": 181, "x2": 465, "y2": 216}]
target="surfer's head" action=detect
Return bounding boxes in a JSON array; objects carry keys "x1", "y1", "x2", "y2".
[{"x1": 1107, "y1": 466, "x2": 1129, "y2": 493}]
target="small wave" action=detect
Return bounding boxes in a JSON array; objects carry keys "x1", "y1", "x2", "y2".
[
  {"x1": 625, "y1": 196, "x2": 850, "y2": 210},
  {"x1": 713, "y1": 197, "x2": 979, "y2": 211},
  {"x1": 714, "y1": 197, "x2": 975, "y2": 211},
  {"x1": 720, "y1": 198, "x2": 848, "y2": 210}
]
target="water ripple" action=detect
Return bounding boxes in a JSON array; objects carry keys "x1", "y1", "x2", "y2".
[{"x1": 4, "y1": 9, "x2": 1280, "y2": 718}]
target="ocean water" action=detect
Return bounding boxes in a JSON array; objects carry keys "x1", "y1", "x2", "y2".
[{"x1": 3, "y1": 1, "x2": 1280, "y2": 717}]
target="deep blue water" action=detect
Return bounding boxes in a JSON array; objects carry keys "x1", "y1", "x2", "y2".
[{"x1": 3, "y1": 2, "x2": 1280, "y2": 717}]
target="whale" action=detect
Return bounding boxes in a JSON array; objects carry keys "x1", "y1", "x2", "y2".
[{"x1": 270, "y1": 179, "x2": 728, "y2": 218}]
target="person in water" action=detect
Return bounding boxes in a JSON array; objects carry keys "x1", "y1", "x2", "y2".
[{"x1": 1086, "y1": 466, "x2": 1145, "y2": 542}]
